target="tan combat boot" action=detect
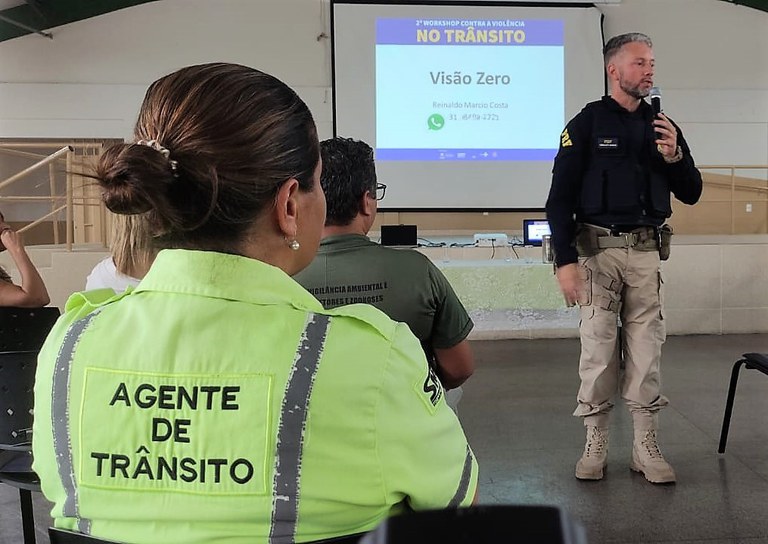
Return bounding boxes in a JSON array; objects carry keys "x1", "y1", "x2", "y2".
[
  {"x1": 631, "y1": 429, "x2": 676, "y2": 484},
  {"x1": 575, "y1": 426, "x2": 608, "y2": 480}
]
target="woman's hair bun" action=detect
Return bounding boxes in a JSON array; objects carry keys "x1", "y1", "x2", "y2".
[{"x1": 96, "y1": 143, "x2": 176, "y2": 215}]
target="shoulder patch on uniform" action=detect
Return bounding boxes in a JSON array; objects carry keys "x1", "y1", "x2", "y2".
[
  {"x1": 560, "y1": 128, "x2": 572, "y2": 147},
  {"x1": 414, "y1": 365, "x2": 444, "y2": 415}
]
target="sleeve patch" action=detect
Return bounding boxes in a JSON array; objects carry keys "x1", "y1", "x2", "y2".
[
  {"x1": 560, "y1": 128, "x2": 573, "y2": 147},
  {"x1": 414, "y1": 366, "x2": 444, "y2": 415}
]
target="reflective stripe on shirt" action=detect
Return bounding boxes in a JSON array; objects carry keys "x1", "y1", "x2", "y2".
[
  {"x1": 270, "y1": 313, "x2": 331, "y2": 544},
  {"x1": 52, "y1": 310, "x2": 101, "y2": 534}
]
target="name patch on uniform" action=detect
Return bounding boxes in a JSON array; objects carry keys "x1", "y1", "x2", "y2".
[
  {"x1": 596, "y1": 137, "x2": 620, "y2": 149},
  {"x1": 79, "y1": 367, "x2": 273, "y2": 495}
]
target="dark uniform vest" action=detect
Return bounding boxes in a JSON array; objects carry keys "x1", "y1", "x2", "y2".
[{"x1": 577, "y1": 99, "x2": 672, "y2": 227}]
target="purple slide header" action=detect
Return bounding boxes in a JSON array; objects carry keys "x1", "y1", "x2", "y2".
[
  {"x1": 376, "y1": 148, "x2": 557, "y2": 161},
  {"x1": 376, "y1": 18, "x2": 563, "y2": 46}
]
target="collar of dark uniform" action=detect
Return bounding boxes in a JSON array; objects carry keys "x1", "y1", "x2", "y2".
[
  {"x1": 318, "y1": 233, "x2": 375, "y2": 253},
  {"x1": 601, "y1": 95, "x2": 653, "y2": 119}
]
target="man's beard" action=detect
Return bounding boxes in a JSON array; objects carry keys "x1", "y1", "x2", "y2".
[{"x1": 620, "y1": 79, "x2": 649, "y2": 100}]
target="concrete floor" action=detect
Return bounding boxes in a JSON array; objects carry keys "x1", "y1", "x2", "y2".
[
  {"x1": 3, "y1": 334, "x2": 768, "y2": 543},
  {"x1": 460, "y1": 334, "x2": 768, "y2": 544}
]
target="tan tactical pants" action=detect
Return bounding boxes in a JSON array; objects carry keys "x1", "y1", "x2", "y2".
[{"x1": 573, "y1": 247, "x2": 669, "y2": 430}]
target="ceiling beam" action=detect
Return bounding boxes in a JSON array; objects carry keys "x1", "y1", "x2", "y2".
[
  {"x1": 23, "y1": 0, "x2": 48, "y2": 22},
  {"x1": 723, "y1": 0, "x2": 768, "y2": 11},
  {"x1": 0, "y1": 12, "x2": 50, "y2": 38},
  {"x1": 0, "y1": 0, "x2": 157, "y2": 42}
]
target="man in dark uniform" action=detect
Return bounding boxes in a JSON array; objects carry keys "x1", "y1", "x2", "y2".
[
  {"x1": 545, "y1": 33, "x2": 702, "y2": 484},
  {"x1": 294, "y1": 138, "x2": 474, "y2": 410}
]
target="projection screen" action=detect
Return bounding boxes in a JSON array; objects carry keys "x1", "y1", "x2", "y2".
[{"x1": 332, "y1": 1, "x2": 605, "y2": 209}]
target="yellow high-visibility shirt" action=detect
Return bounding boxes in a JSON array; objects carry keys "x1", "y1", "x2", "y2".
[{"x1": 33, "y1": 249, "x2": 478, "y2": 544}]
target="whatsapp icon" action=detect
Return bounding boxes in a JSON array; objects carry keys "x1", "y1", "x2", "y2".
[{"x1": 427, "y1": 113, "x2": 445, "y2": 131}]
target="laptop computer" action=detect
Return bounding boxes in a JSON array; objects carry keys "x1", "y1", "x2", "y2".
[
  {"x1": 522, "y1": 219, "x2": 551, "y2": 247},
  {"x1": 380, "y1": 224, "x2": 418, "y2": 247}
]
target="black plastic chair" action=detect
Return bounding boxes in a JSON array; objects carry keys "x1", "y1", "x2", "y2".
[
  {"x1": 0, "y1": 306, "x2": 60, "y2": 351},
  {"x1": 0, "y1": 306, "x2": 60, "y2": 542},
  {"x1": 718, "y1": 352, "x2": 768, "y2": 453},
  {"x1": 47, "y1": 507, "x2": 583, "y2": 544},
  {"x1": 49, "y1": 507, "x2": 585, "y2": 543},
  {"x1": 360, "y1": 505, "x2": 587, "y2": 544},
  {"x1": 49, "y1": 528, "x2": 121, "y2": 544},
  {"x1": 0, "y1": 350, "x2": 41, "y2": 544}
]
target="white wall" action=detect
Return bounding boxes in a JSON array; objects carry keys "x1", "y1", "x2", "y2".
[
  {"x1": 0, "y1": 0, "x2": 333, "y2": 140},
  {"x1": 600, "y1": 0, "x2": 768, "y2": 168},
  {"x1": 0, "y1": 0, "x2": 766, "y2": 169}
]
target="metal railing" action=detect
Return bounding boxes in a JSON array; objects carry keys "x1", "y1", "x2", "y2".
[
  {"x1": 0, "y1": 142, "x2": 105, "y2": 250},
  {"x1": 0, "y1": 145, "x2": 71, "y2": 246}
]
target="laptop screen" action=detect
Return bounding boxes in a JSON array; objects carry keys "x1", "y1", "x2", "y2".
[
  {"x1": 380, "y1": 224, "x2": 418, "y2": 247},
  {"x1": 523, "y1": 219, "x2": 551, "y2": 247}
]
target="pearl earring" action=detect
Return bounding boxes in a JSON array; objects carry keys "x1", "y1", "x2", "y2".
[{"x1": 289, "y1": 239, "x2": 300, "y2": 251}]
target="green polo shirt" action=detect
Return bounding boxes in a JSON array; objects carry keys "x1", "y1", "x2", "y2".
[
  {"x1": 294, "y1": 234, "x2": 473, "y2": 349},
  {"x1": 33, "y1": 249, "x2": 478, "y2": 543}
]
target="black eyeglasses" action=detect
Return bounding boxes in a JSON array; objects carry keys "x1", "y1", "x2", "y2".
[{"x1": 374, "y1": 183, "x2": 387, "y2": 201}]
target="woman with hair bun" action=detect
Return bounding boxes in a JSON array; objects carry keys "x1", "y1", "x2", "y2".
[{"x1": 33, "y1": 63, "x2": 477, "y2": 544}]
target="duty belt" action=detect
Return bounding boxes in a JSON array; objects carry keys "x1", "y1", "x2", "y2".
[{"x1": 588, "y1": 225, "x2": 659, "y2": 250}]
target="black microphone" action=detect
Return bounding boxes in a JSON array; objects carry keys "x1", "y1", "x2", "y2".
[{"x1": 649, "y1": 86, "x2": 662, "y2": 140}]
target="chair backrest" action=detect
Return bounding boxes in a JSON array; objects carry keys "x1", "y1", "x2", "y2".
[
  {"x1": 49, "y1": 528, "x2": 122, "y2": 544},
  {"x1": 359, "y1": 505, "x2": 587, "y2": 544},
  {"x1": 47, "y1": 507, "x2": 583, "y2": 544},
  {"x1": 0, "y1": 350, "x2": 38, "y2": 448},
  {"x1": 0, "y1": 306, "x2": 61, "y2": 352}
]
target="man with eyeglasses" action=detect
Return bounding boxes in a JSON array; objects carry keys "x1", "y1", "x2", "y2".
[{"x1": 294, "y1": 137, "x2": 475, "y2": 407}]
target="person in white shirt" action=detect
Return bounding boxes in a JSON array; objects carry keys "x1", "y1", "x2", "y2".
[{"x1": 85, "y1": 213, "x2": 155, "y2": 291}]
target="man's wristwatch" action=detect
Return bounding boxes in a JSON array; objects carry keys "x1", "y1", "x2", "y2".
[{"x1": 663, "y1": 145, "x2": 684, "y2": 164}]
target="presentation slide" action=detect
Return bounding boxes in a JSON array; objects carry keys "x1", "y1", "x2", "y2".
[
  {"x1": 333, "y1": 2, "x2": 604, "y2": 209},
  {"x1": 375, "y1": 18, "x2": 564, "y2": 162}
]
